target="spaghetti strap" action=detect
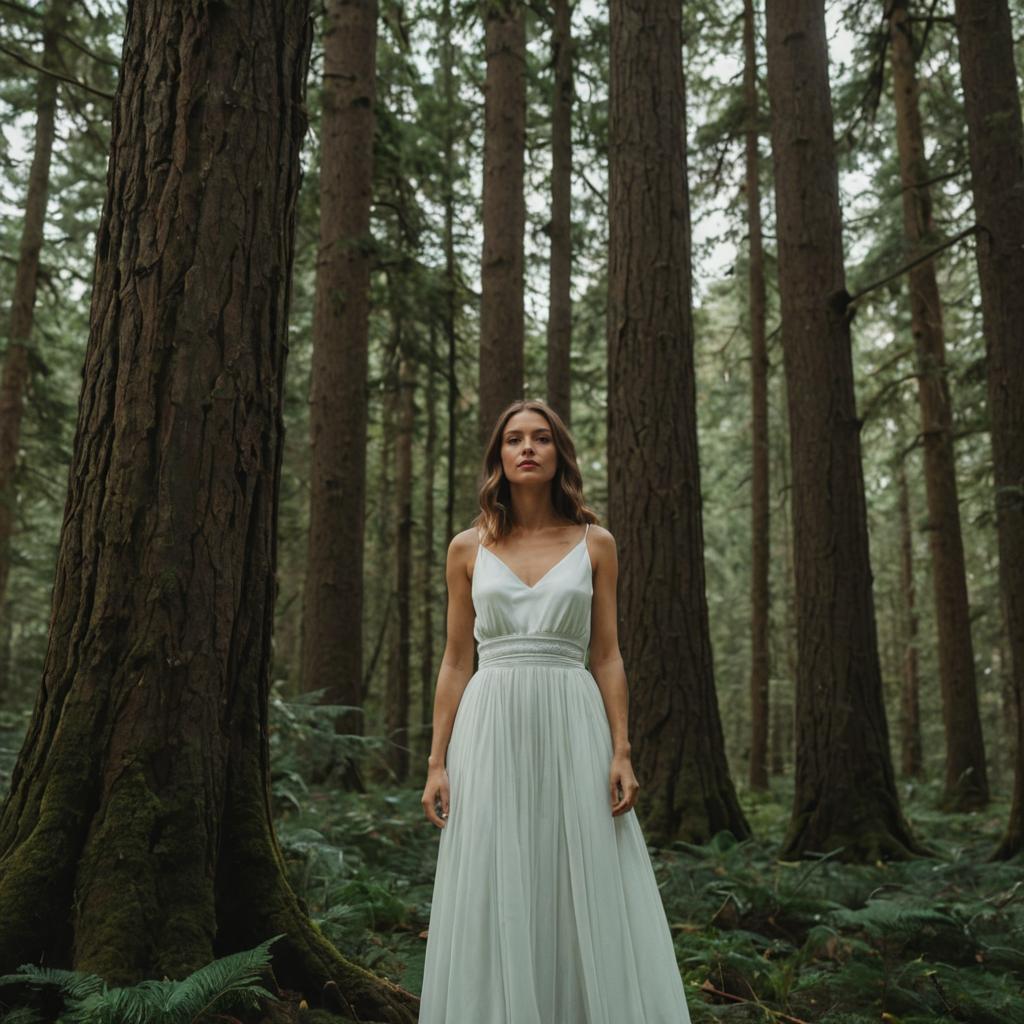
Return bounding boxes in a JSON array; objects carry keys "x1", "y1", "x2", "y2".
[{"x1": 584, "y1": 522, "x2": 590, "y2": 539}]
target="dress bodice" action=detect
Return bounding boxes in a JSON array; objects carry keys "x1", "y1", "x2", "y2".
[{"x1": 472, "y1": 524, "x2": 593, "y2": 653}]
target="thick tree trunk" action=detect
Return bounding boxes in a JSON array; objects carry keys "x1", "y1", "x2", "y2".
[
  {"x1": 0, "y1": 0, "x2": 70, "y2": 648},
  {"x1": 0, "y1": 3, "x2": 415, "y2": 1015},
  {"x1": 951, "y1": 0, "x2": 1024, "y2": 860},
  {"x1": 764, "y1": 0, "x2": 924, "y2": 860},
  {"x1": 608, "y1": 0, "x2": 749, "y2": 845},
  {"x1": 888, "y1": 0, "x2": 987, "y2": 810},
  {"x1": 743, "y1": 0, "x2": 770, "y2": 794},
  {"x1": 302, "y1": 0, "x2": 378, "y2": 740},
  {"x1": 897, "y1": 460, "x2": 923, "y2": 779},
  {"x1": 478, "y1": 0, "x2": 525, "y2": 449},
  {"x1": 546, "y1": 0, "x2": 573, "y2": 424}
]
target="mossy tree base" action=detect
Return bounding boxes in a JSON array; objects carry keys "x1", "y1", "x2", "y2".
[{"x1": 0, "y1": 1, "x2": 417, "y2": 1018}]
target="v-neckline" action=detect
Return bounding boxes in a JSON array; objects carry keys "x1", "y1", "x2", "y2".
[{"x1": 480, "y1": 531, "x2": 588, "y2": 591}]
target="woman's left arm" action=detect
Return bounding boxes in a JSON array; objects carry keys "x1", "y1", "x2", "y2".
[{"x1": 587, "y1": 526, "x2": 640, "y2": 817}]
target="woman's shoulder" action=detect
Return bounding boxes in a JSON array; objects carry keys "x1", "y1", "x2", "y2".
[{"x1": 449, "y1": 526, "x2": 481, "y2": 554}]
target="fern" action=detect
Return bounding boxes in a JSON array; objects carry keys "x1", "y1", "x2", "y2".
[
  {"x1": 0, "y1": 936, "x2": 282, "y2": 1024},
  {"x1": 0, "y1": 966, "x2": 104, "y2": 1002},
  {"x1": 162, "y1": 934, "x2": 282, "y2": 1021},
  {"x1": 66, "y1": 981, "x2": 177, "y2": 1024},
  {"x1": 829, "y1": 900, "x2": 959, "y2": 933}
]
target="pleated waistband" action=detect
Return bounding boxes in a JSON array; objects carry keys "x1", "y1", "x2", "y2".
[{"x1": 477, "y1": 633, "x2": 586, "y2": 668}]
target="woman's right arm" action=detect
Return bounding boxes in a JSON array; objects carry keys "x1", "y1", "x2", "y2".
[{"x1": 421, "y1": 529, "x2": 477, "y2": 828}]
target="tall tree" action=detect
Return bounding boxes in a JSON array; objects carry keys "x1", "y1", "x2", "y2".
[
  {"x1": 772, "y1": 420, "x2": 795, "y2": 777},
  {"x1": 301, "y1": 0, "x2": 379, "y2": 738},
  {"x1": 387, "y1": 305, "x2": 415, "y2": 782},
  {"x1": 897, "y1": 458, "x2": 923, "y2": 779},
  {"x1": 0, "y1": 0, "x2": 72, "y2": 643},
  {"x1": 478, "y1": 0, "x2": 526, "y2": 448},
  {"x1": 608, "y1": 0, "x2": 749, "y2": 845},
  {"x1": 441, "y1": 0, "x2": 460, "y2": 552},
  {"x1": 887, "y1": 0, "x2": 987, "y2": 810},
  {"x1": 418, "y1": 322, "x2": 440, "y2": 763},
  {"x1": 743, "y1": 0, "x2": 771, "y2": 793},
  {"x1": 951, "y1": 0, "x2": 1024, "y2": 859},
  {"x1": 764, "y1": 0, "x2": 922, "y2": 859},
  {"x1": 0, "y1": 2, "x2": 414, "y2": 1012},
  {"x1": 545, "y1": 0, "x2": 573, "y2": 423}
]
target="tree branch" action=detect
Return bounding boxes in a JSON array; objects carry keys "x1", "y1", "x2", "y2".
[
  {"x1": 0, "y1": 39, "x2": 114, "y2": 100},
  {"x1": 847, "y1": 225, "x2": 979, "y2": 309}
]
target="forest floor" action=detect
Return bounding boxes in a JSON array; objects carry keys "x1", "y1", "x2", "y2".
[
  {"x1": 275, "y1": 768, "x2": 1024, "y2": 1024},
  {"x1": 2, "y1": 701, "x2": 1023, "y2": 1023},
  {"x1": 267, "y1": 683, "x2": 1024, "y2": 1024}
]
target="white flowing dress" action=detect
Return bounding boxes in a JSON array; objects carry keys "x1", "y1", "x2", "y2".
[{"x1": 418, "y1": 523, "x2": 693, "y2": 1023}]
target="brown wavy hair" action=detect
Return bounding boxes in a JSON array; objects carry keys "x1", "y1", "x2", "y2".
[{"x1": 472, "y1": 399, "x2": 599, "y2": 545}]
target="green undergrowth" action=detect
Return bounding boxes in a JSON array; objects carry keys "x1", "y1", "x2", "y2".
[
  {"x1": 2, "y1": 699, "x2": 1023, "y2": 1023},
  {"x1": 268, "y1": 692, "x2": 1024, "y2": 1024},
  {"x1": 0, "y1": 935, "x2": 283, "y2": 1023}
]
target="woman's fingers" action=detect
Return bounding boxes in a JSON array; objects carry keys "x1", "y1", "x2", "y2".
[
  {"x1": 422, "y1": 784, "x2": 447, "y2": 828},
  {"x1": 609, "y1": 770, "x2": 639, "y2": 816},
  {"x1": 421, "y1": 768, "x2": 453, "y2": 829}
]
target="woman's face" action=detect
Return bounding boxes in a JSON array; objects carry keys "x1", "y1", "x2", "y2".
[{"x1": 501, "y1": 410, "x2": 557, "y2": 487}]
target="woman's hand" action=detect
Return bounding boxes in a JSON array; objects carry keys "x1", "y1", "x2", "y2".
[
  {"x1": 422, "y1": 766, "x2": 451, "y2": 828},
  {"x1": 609, "y1": 753, "x2": 639, "y2": 816}
]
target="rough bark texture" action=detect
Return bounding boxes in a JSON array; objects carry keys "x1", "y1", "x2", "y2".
[
  {"x1": 545, "y1": 0, "x2": 573, "y2": 425},
  {"x1": 888, "y1": 0, "x2": 987, "y2": 810},
  {"x1": 0, "y1": 3, "x2": 416, "y2": 1014},
  {"x1": 764, "y1": 0, "x2": 924, "y2": 860},
  {"x1": 897, "y1": 461, "x2": 923, "y2": 779},
  {"x1": 743, "y1": 0, "x2": 770, "y2": 793},
  {"x1": 951, "y1": 0, "x2": 1024, "y2": 860},
  {"x1": 0, "y1": 0, "x2": 70, "y2": 645},
  {"x1": 608, "y1": 0, "x2": 749, "y2": 846},
  {"x1": 302, "y1": 0, "x2": 378, "y2": 738},
  {"x1": 478, "y1": 0, "x2": 525, "y2": 449}
]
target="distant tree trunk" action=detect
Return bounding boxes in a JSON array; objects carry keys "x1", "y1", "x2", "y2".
[
  {"x1": 387, "y1": 312, "x2": 415, "y2": 783},
  {"x1": 608, "y1": 0, "x2": 749, "y2": 845},
  {"x1": 888, "y1": 0, "x2": 987, "y2": 809},
  {"x1": 442, "y1": 0, "x2": 459, "y2": 551},
  {"x1": 770, "y1": 681, "x2": 789, "y2": 776},
  {"x1": 952, "y1": 0, "x2": 1024, "y2": 860},
  {"x1": 301, "y1": 0, "x2": 379, "y2": 742},
  {"x1": 771, "y1": 421, "x2": 794, "y2": 777},
  {"x1": 764, "y1": 0, "x2": 923, "y2": 860},
  {"x1": 744, "y1": 0, "x2": 770, "y2": 793},
  {"x1": 546, "y1": 0, "x2": 573, "y2": 424},
  {"x1": 0, "y1": 0, "x2": 70, "y2": 650},
  {"x1": 419, "y1": 323, "x2": 439, "y2": 762},
  {"x1": 0, "y1": 4, "x2": 415, "y2": 1013},
  {"x1": 897, "y1": 459, "x2": 923, "y2": 779},
  {"x1": 997, "y1": 635, "x2": 1014, "y2": 787},
  {"x1": 478, "y1": 0, "x2": 525, "y2": 448},
  {"x1": 369, "y1": 334, "x2": 401, "y2": 711}
]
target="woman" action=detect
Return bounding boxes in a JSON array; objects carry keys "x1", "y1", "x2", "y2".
[{"x1": 418, "y1": 399, "x2": 692, "y2": 1023}]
